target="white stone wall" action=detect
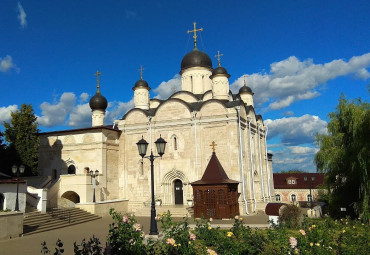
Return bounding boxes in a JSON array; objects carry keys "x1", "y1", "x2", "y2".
[
  {"x1": 181, "y1": 67, "x2": 212, "y2": 94},
  {"x1": 134, "y1": 87, "x2": 150, "y2": 110},
  {"x1": 92, "y1": 110, "x2": 105, "y2": 127},
  {"x1": 212, "y1": 76, "x2": 229, "y2": 100},
  {"x1": 0, "y1": 183, "x2": 27, "y2": 212}
]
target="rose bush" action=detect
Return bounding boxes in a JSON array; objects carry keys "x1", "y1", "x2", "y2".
[{"x1": 43, "y1": 211, "x2": 369, "y2": 254}]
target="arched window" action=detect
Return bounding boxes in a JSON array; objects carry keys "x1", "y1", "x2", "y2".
[
  {"x1": 275, "y1": 194, "x2": 281, "y2": 202},
  {"x1": 291, "y1": 194, "x2": 296, "y2": 202},
  {"x1": 174, "y1": 137, "x2": 178, "y2": 151},
  {"x1": 68, "y1": 165, "x2": 76, "y2": 175},
  {"x1": 307, "y1": 194, "x2": 312, "y2": 202}
]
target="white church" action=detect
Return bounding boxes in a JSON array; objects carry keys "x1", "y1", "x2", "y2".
[{"x1": 38, "y1": 24, "x2": 274, "y2": 215}]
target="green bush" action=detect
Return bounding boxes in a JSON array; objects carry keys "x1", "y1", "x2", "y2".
[
  {"x1": 279, "y1": 204, "x2": 302, "y2": 228},
  {"x1": 43, "y1": 211, "x2": 370, "y2": 255}
]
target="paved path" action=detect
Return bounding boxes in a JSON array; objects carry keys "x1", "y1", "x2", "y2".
[{"x1": 0, "y1": 214, "x2": 269, "y2": 255}]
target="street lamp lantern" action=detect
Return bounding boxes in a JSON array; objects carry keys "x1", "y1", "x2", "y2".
[
  {"x1": 304, "y1": 175, "x2": 315, "y2": 215},
  {"x1": 137, "y1": 136, "x2": 149, "y2": 158},
  {"x1": 90, "y1": 170, "x2": 99, "y2": 203},
  {"x1": 12, "y1": 164, "x2": 25, "y2": 211},
  {"x1": 137, "y1": 135, "x2": 167, "y2": 235},
  {"x1": 154, "y1": 135, "x2": 167, "y2": 157}
]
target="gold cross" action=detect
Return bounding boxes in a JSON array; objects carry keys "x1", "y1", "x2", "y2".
[
  {"x1": 210, "y1": 141, "x2": 217, "y2": 152},
  {"x1": 94, "y1": 70, "x2": 102, "y2": 93},
  {"x1": 187, "y1": 22, "x2": 203, "y2": 48},
  {"x1": 215, "y1": 50, "x2": 223, "y2": 67},
  {"x1": 138, "y1": 65, "x2": 144, "y2": 80}
]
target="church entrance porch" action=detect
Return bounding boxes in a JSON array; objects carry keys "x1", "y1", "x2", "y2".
[{"x1": 174, "y1": 179, "x2": 183, "y2": 205}]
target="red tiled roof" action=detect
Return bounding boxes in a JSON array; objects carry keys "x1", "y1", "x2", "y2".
[
  {"x1": 191, "y1": 152, "x2": 239, "y2": 185},
  {"x1": 273, "y1": 173, "x2": 325, "y2": 189},
  {"x1": 265, "y1": 202, "x2": 287, "y2": 216}
]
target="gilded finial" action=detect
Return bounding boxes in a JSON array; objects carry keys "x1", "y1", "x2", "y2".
[
  {"x1": 94, "y1": 70, "x2": 102, "y2": 93},
  {"x1": 215, "y1": 50, "x2": 223, "y2": 67},
  {"x1": 187, "y1": 22, "x2": 203, "y2": 48},
  {"x1": 210, "y1": 141, "x2": 217, "y2": 152},
  {"x1": 138, "y1": 65, "x2": 144, "y2": 80}
]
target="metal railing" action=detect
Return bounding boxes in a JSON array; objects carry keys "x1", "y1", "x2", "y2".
[{"x1": 47, "y1": 202, "x2": 72, "y2": 224}]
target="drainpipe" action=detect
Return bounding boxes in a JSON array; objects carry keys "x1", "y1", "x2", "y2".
[
  {"x1": 264, "y1": 125, "x2": 272, "y2": 201},
  {"x1": 193, "y1": 111, "x2": 198, "y2": 180},
  {"x1": 147, "y1": 116, "x2": 152, "y2": 151},
  {"x1": 236, "y1": 107, "x2": 249, "y2": 215},
  {"x1": 248, "y1": 120, "x2": 257, "y2": 212},
  {"x1": 258, "y1": 124, "x2": 266, "y2": 203}
]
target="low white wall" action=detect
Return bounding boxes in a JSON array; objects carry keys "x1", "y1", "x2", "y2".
[
  {"x1": 27, "y1": 186, "x2": 48, "y2": 213},
  {"x1": 77, "y1": 199, "x2": 128, "y2": 217},
  {"x1": 0, "y1": 183, "x2": 27, "y2": 212},
  {"x1": 0, "y1": 211, "x2": 23, "y2": 240}
]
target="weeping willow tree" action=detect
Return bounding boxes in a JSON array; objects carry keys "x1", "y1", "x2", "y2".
[{"x1": 315, "y1": 94, "x2": 369, "y2": 220}]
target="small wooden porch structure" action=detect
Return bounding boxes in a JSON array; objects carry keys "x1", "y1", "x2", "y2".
[{"x1": 191, "y1": 149, "x2": 240, "y2": 219}]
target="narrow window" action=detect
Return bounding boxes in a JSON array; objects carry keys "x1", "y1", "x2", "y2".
[
  {"x1": 307, "y1": 194, "x2": 312, "y2": 202},
  {"x1": 275, "y1": 194, "x2": 281, "y2": 202},
  {"x1": 53, "y1": 169, "x2": 57, "y2": 179},
  {"x1": 291, "y1": 194, "x2": 296, "y2": 202},
  {"x1": 174, "y1": 137, "x2": 177, "y2": 151}
]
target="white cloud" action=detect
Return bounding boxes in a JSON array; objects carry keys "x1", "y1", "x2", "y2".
[
  {"x1": 231, "y1": 53, "x2": 370, "y2": 110},
  {"x1": 265, "y1": 114, "x2": 327, "y2": 145},
  {"x1": 17, "y1": 2, "x2": 27, "y2": 28},
  {"x1": 0, "y1": 105, "x2": 18, "y2": 124},
  {"x1": 289, "y1": 146, "x2": 319, "y2": 154},
  {"x1": 153, "y1": 74, "x2": 181, "y2": 100},
  {"x1": 271, "y1": 145, "x2": 318, "y2": 172},
  {"x1": 106, "y1": 99, "x2": 134, "y2": 124},
  {"x1": 0, "y1": 55, "x2": 18, "y2": 73},
  {"x1": 68, "y1": 103, "x2": 91, "y2": 127},
  {"x1": 79, "y1": 93, "x2": 89, "y2": 103},
  {"x1": 37, "y1": 93, "x2": 76, "y2": 127}
]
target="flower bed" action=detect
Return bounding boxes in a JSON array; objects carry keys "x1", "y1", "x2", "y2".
[{"x1": 42, "y1": 210, "x2": 370, "y2": 254}]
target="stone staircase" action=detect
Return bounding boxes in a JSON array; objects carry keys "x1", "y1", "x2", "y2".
[
  {"x1": 133, "y1": 205, "x2": 192, "y2": 217},
  {"x1": 23, "y1": 208, "x2": 101, "y2": 236}
]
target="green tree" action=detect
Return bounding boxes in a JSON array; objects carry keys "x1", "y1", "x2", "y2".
[
  {"x1": 315, "y1": 95, "x2": 369, "y2": 221},
  {"x1": 3, "y1": 104, "x2": 40, "y2": 175}
]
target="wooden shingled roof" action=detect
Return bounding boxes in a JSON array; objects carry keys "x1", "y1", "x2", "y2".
[{"x1": 191, "y1": 152, "x2": 239, "y2": 185}]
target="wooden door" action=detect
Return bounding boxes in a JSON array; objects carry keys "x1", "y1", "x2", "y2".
[
  {"x1": 174, "y1": 179, "x2": 183, "y2": 204},
  {"x1": 217, "y1": 189, "x2": 227, "y2": 218}
]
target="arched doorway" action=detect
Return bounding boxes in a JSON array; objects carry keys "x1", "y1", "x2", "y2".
[
  {"x1": 61, "y1": 191, "x2": 80, "y2": 207},
  {"x1": 0, "y1": 193, "x2": 4, "y2": 210},
  {"x1": 174, "y1": 179, "x2": 183, "y2": 205},
  {"x1": 68, "y1": 165, "x2": 76, "y2": 174}
]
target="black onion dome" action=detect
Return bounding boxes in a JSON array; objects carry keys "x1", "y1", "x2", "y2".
[
  {"x1": 89, "y1": 92, "x2": 108, "y2": 111},
  {"x1": 132, "y1": 79, "x2": 151, "y2": 91},
  {"x1": 239, "y1": 85, "x2": 254, "y2": 95},
  {"x1": 210, "y1": 66, "x2": 230, "y2": 79},
  {"x1": 180, "y1": 48, "x2": 213, "y2": 72}
]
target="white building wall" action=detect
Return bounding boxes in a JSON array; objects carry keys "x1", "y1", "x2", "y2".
[{"x1": 0, "y1": 183, "x2": 27, "y2": 212}]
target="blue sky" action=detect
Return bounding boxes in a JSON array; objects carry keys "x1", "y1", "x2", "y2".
[{"x1": 1, "y1": 0, "x2": 369, "y2": 172}]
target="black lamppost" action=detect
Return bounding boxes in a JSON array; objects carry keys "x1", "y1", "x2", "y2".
[
  {"x1": 137, "y1": 135, "x2": 167, "y2": 235},
  {"x1": 12, "y1": 164, "x2": 25, "y2": 211},
  {"x1": 304, "y1": 176, "x2": 315, "y2": 213},
  {"x1": 90, "y1": 170, "x2": 99, "y2": 203}
]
